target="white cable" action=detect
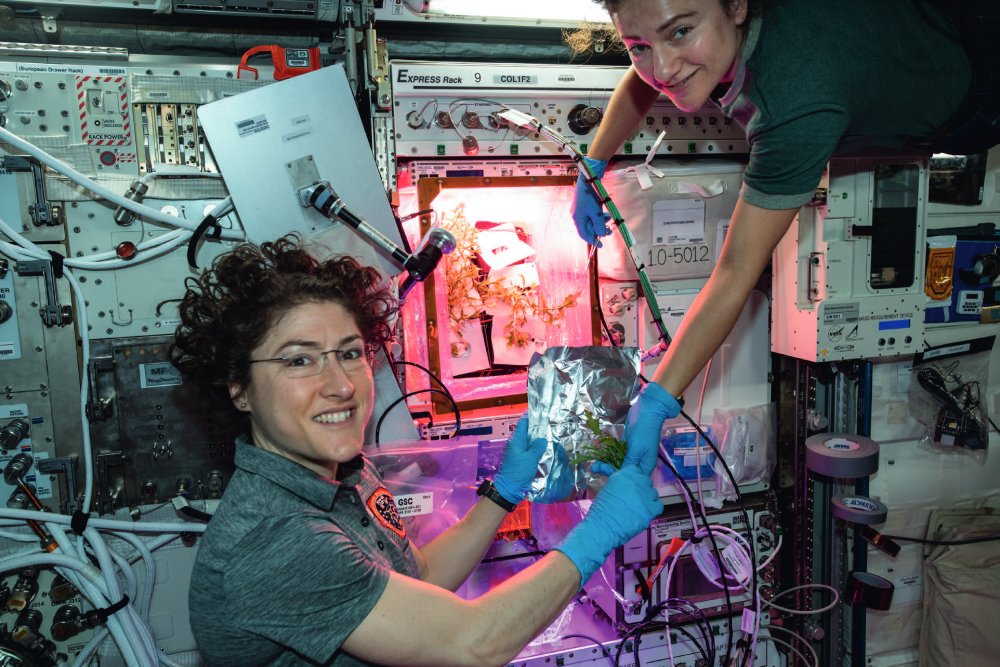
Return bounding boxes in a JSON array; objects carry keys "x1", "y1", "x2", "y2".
[
  {"x1": 764, "y1": 624, "x2": 819, "y2": 667},
  {"x1": 758, "y1": 534, "x2": 782, "y2": 570},
  {"x1": 694, "y1": 357, "x2": 712, "y2": 508},
  {"x1": 85, "y1": 528, "x2": 160, "y2": 666},
  {"x1": 0, "y1": 508, "x2": 206, "y2": 533},
  {"x1": 114, "y1": 531, "x2": 158, "y2": 621},
  {"x1": 761, "y1": 634, "x2": 815, "y2": 667},
  {"x1": 129, "y1": 532, "x2": 180, "y2": 560},
  {"x1": 71, "y1": 628, "x2": 110, "y2": 667},
  {"x1": 0, "y1": 552, "x2": 146, "y2": 666},
  {"x1": 56, "y1": 229, "x2": 194, "y2": 270},
  {"x1": 0, "y1": 190, "x2": 205, "y2": 667},
  {"x1": 29, "y1": 522, "x2": 190, "y2": 665},
  {"x1": 56, "y1": 192, "x2": 233, "y2": 267},
  {"x1": 760, "y1": 583, "x2": 840, "y2": 615},
  {"x1": 684, "y1": 525, "x2": 754, "y2": 592},
  {"x1": 742, "y1": 587, "x2": 762, "y2": 667},
  {"x1": 0, "y1": 218, "x2": 192, "y2": 270},
  {"x1": 0, "y1": 125, "x2": 243, "y2": 239},
  {"x1": 107, "y1": 544, "x2": 139, "y2": 606},
  {"x1": 65, "y1": 268, "x2": 94, "y2": 511},
  {"x1": 49, "y1": 525, "x2": 154, "y2": 667},
  {"x1": 0, "y1": 529, "x2": 39, "y2": 542}
]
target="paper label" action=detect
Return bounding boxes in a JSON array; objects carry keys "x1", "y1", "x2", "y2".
[
  {"x1": 394, "y1": 492, "x2": 433, "y2": 517},
  {"x1": 652, "y1": 199, "x2": 706, "y2": 245},
  {"x1": 236, "y1": 114, "x2": 269, "y2": 138}
]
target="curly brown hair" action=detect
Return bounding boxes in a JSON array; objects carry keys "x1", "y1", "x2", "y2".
[{"x1": 169, "y1": 235, "x2": 398, "y2": 403}]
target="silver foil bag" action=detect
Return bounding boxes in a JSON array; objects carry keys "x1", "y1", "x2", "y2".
[{"x1": 526, "y1": 346, "x2": 641, "y2": 501}]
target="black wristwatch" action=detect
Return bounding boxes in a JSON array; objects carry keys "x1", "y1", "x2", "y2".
[{"x1": 476, "y1": 479, "x2": 518, "y2": 512}]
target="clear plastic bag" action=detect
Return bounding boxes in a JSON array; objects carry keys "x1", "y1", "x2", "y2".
[
  {"x1": 709, "y1": 402, "x2": 777, "y2": 501},
  {"x1": 908, "y1": 336, "x2": 994, "y2": 463}
]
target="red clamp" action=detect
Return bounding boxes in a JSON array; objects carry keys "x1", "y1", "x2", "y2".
[{"x1": 237, "y1": 45, "x2": 322, "y2": 81}]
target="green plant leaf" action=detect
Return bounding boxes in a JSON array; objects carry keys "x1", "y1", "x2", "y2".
[{"x1": 572, "y1": 409, "x2": 627, "y2": 469}]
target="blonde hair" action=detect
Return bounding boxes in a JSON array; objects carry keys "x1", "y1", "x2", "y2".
[
  {"x1": 564, "y1": 0, "x2": 758, "y2": 57},
  {"x1": 562, "y1": 20, "x2": 625, "y2": 57}
]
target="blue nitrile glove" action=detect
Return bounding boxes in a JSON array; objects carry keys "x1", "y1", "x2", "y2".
[
  {"x1": 623, "y1": 382, "x2": 683, "y2": 476},
  {"x1": 571, "y1": 156, "x2": 612, "y2": 246},
  {"x1": 555, "y1": 463, "x2": 663, "y2": 586},
  {"x1": 493, "y1": 416, "x2": 547, "y2": 506},
  {"x1": 590, "y1": 461, "x2": 616, "y2": 477}
]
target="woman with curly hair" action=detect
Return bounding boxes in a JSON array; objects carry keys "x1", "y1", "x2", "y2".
[
  {"x1": 571, "y1": 0, "x2": 1000, "y2": 474},
  {"x1": 172, "y1": 236, "x2": 663, "y2": 666}
]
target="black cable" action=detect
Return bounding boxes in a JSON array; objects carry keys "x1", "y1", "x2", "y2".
[
  {"x1": 388, "y1": 358, "x2": 463, "y2": 437},
  {"x1": 592, "y1": 257, "x2": 651, "y2": 385},
  {"x1": 561, "y1": 633, "x2": 613, "y2": 666},
  {"x1": 662, "y1": 598, "x2": 716, "y2": 664},
  {"x1": 880, "y1": 532, "x2": 1000, "y2": 546},
  {"x1": 613, "y1": 618, "x2": 711, "y2": 667},
  {"x1": 645, "y1": 599, "x2": 715, "y2": 665},
  {"x1": 657, "y1": 452, "x2": 735, "y2": 667},
  {"x1": 668, "y1": 622, "x2": 713, "y2": 665},
  {"x1": 186, "y1": 211, "x2": 223, "y2": 269},
  {"x1": 374, "y1": 388, "x2": 459, "y2": 444},
  {"x1": 989, "y1": 416, "x2": 999, "y2": 434},
  {"x1": 136, "y1": 502, "x2": 170, "y2": 516},
  {"x1": 592, "y1": 257, "x2": 617, "y2": 348},
  {"x1": 177, "y1": 505, "x2": 213, "y2": 522},
  {"x1": 398, "y1": 208, "x2": 435, "y2": 224},
  {"x1": 389, "y1": 359, "x2": 452, "y2": 395},
  {"x1": 678, "y1": 408, "x2": 758, "y2": 667},
  {"x1": 613, "y1": 620, "x2": 647, "y2": 667}
]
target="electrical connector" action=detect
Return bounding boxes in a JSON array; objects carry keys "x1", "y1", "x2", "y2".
[
  {"x1": 6, "y1": 568, "x2": 39, "y2": 612},
  {"x1": 48, "y1": 575, "x2": 77, "y2": 604},
  {"x1": 50, "y1": 605, "x2": 82, "y2": 642}
]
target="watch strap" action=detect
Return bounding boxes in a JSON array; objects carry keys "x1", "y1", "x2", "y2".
[{"x1": 477, "y1": 479, "x2": 518, "y2": 512}]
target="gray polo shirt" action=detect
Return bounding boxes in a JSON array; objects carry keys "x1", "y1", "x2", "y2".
[{"x1": 190, "y1": 437, "x2": 419, "y2": 666}]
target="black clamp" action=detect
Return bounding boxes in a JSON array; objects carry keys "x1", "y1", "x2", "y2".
[
  {"x1": 47, "y1": 250, "x2": 64, "y2": 279},
  {"x1": 70, "y1": 511, "x2": 90, "y2": 535}
]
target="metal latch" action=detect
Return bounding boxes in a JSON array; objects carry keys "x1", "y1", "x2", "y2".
[
  {"x1": 36, "y1": 456, "x2": 79, "y2": 515},
  {"x1": 1, "y1": 155, "x2": 61, "y2": 227},
  {"x1": 15, "y1": 259, "x2": 72, "y2": 326},
  {"x1": 86, "y1": 356, "x2": 116, "y2": 421}
]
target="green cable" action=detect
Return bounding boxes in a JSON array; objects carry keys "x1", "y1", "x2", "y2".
[{"x1": 528, "y1": 117, "x2": 673, "y2": 351}]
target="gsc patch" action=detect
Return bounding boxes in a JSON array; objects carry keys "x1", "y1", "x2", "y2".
[{"x1": 367, "y1": 488, "x2": 405, "y2": 539}]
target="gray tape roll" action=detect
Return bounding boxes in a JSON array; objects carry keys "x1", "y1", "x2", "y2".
[
  {"x1": 805, "y1": 433, "x2": 879, "y2": 478},
  {"x1": 831, "y1": 495, "x2": 888, "y2": 525}
]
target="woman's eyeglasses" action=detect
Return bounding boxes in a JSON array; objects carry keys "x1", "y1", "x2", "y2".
[{"x1": 249, "y1": 347, "x2": 369, "y2": 378}]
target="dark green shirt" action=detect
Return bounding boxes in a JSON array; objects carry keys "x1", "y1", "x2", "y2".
[
  {"x1": 719, "y1": 0, "x2": 971, "y2": 209},
  {"x1": 190, "y1": 438, "x2": 419, "y2": 666}
]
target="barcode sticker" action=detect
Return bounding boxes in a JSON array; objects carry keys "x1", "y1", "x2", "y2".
[{"x1": 236, "y1": 114, "x2": 269, "y2": 138}]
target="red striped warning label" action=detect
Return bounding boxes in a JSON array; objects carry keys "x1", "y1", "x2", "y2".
[{"x1": 76, "y1": 75, "x2": 132, "y2": 146}]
